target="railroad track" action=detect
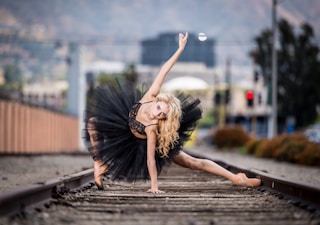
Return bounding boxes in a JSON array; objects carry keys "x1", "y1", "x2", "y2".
[{"x1": 0, "y1": 152, "x2": 319, "y2": 225}]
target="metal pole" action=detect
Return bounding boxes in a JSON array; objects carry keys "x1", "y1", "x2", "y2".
[
  {"x1": 271, "y1": 0, "x2": 278, "y2": 137},
  {"x1": 225, "y1": 57, "x2": 231, "y2": 125},
  {"x1": 66, "y1": 43, "x2": 86, "y2": 150},
  {"x1": 252, "y1": 58, "x2": 257, "y2": 137}
]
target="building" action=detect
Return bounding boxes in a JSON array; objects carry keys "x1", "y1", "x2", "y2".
[{"x1": 141, "y1": 32, "x2": 215, "y2": 67}]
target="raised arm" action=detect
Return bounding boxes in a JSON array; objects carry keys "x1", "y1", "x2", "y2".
[{"x1": 143, "y1": 32, "x2": 188, "y2": 100}]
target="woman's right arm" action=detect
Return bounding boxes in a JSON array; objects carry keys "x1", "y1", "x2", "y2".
[
  {"x1": 142, "y1": 32, "x2": 188, "y2": 101},
  {"x1": 145, "y1": 127, "x2": 163, "y2": 194}
]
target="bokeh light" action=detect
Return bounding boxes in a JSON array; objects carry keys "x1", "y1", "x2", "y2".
[{"x1": 198, "y1": 33, "x2": 207, "y2": 41}]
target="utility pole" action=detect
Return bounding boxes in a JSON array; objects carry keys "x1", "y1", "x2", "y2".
[
  {"x1": 269, "y1": 0, "x2": 278, "y2": 138},
  {"x1": 66, "y1": 43, "x2": 86, "y2": 150},
  {"x1": 225, "y1": 57, "x2": 232, "y2": 124},
  {"x1": 252, "y1": 58, "x2": 258, "y2": 137}
]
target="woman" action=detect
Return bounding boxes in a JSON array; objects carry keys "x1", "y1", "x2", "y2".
[{"x1": 84, "y1": 32, "x2": 261, "y2": 194}]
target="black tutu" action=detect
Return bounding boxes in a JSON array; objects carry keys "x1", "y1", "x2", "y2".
[{"x1": 83, "y1": 79, "x2": 202, "y2": 181}]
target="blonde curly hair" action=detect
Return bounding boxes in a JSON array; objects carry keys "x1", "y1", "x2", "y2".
[{"x1": 155, "y1": 93, "x2": 182, "y2": 158}]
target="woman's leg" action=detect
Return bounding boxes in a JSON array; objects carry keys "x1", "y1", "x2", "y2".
[
  {"x1": 172, "y1": 151, "x2": 261, "y2": 187},
  {"x1": 87, "y1": 117, "x2": 108, "y2": 190},
  {"x1": 93, "y1": 160, "x2": 108, "y2": 190}
]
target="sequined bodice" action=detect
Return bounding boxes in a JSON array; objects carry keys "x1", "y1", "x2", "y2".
[
  {"x1": 128, "y1": 101, "x2": 158, "y2": 136},
  {"x1": 128, "y1": 102, "x2": 147, "y2": 135}
]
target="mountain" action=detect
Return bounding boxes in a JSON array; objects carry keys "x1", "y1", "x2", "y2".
[{"x1": 0, "y1": 0, "x2": 319, "y2": 82}]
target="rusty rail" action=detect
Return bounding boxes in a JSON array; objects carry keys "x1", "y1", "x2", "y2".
[
  {"x1": 186, "y1": 150, "x2": 320, "y2": 211},
  {"x1": 0, "y1": 169, "x2": 93, "y2": 217}
]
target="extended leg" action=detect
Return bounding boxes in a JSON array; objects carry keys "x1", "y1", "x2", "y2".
[
  {"x1": 173, "y1": 151, "x2": 261, "y2": 187},
  {"x1": 87, "y1": 117, "x2": 108, "y2": 190}
]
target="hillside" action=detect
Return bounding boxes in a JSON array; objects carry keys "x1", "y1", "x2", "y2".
[
  {"x1": 0, "y1": 0, "x2": 319, "y2": 82},
  {"x1": 1, "y1": 0, "x2": 319, "y2": 39}
]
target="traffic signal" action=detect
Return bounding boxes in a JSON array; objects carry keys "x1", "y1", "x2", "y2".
[
  {"x1": 246, "y1": 90, "x2": 254, "y2": 107},
  {"x1": 214, "y1": 92, "x2": 221, "y2": 105},
  {"x1": 225, "y1": 89, "x2": 231, "y2": 104},
  {"x1": 254, "y1": 71, "x2": 259, "y2": 83},
  {"x1": 258, "y1": 93, "x2": 262, "y2": 105}
]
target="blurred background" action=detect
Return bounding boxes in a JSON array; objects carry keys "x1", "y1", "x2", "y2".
[{"x1": 0, "y1": 0, "x2": 319, "y2": 166}]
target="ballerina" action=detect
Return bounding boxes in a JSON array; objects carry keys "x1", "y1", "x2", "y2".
[{"x1": 84, "y1": 32, "x2": 261, "y2": 193}]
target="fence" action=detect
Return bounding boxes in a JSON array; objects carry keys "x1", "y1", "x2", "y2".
[{"x1": 0, "y1": 100, "x2": 79, "y2": 154}]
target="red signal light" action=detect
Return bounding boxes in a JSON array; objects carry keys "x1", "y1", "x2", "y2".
[
  {"x1": 246, "y1": 91, "x2": 254, "y2": 100},
  {"x1": 246, "y1": 91, "x2": 254, "y2": 107}
]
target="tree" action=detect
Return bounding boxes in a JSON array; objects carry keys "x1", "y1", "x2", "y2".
[
  {"x1": 3, "y1": 64, "x2": 23, "y2": 90},
  {"x1": 124, "y1": 63, "x2": 138, "y2": 84},
  {"x1": 250, "y1": 19, "x2": 320, "y2": 130}
]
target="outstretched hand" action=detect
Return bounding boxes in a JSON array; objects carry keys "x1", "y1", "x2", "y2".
[{"x1": 178, "y1": 32, "x2": 188, "y2": 50}]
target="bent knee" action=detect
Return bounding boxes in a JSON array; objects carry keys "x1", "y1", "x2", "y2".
[{"x1": 87, "y1": 117, "x2": 98, "y2": 134}]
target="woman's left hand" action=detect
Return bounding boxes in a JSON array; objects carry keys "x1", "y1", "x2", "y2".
[
  {"x1": 147, "y1": 188, "x2": 165, "y2": 194},
  {"x1": 178, "y1": 32, "x2": 188, "y2": 50}
]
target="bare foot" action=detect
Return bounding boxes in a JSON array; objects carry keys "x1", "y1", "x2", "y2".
[
  {"x1": 232, "y1": 173, "x2": 261, "y2": 187},
  {"x1": 94, "y1": 161, "x2": 108, "y2": 190}
]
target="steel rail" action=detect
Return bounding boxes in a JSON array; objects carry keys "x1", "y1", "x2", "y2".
[
  {"x1": 0, "y1": 152, "x2": 319, "y2": 218},
  {"x1": 186, "y1": 150, "x2": 320, "y2": 211},
  {"x1": 0, "y1": 168, "x2": 93, "y2": 217},
  {"x1": 217, "y1": 159, "x2": 320, "y2": 209}
]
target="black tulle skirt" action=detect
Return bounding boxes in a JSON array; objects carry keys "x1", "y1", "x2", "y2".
[{"x1": 83, "y1": 79, "x2": 202, "y2": 181}]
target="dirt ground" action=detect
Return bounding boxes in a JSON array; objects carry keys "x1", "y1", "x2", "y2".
[{"x1": 0, "y1": 153, "x2": 93, "y2": 193}]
